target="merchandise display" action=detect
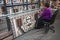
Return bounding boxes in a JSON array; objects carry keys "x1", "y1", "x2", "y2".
[{"x1": 0, "y1": 0, "x2": 40, "y2": 38}]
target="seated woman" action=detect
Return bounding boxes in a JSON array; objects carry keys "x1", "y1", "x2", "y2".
[{"x1": 36, "y1": 3, "x2": 52, "y2": 29}]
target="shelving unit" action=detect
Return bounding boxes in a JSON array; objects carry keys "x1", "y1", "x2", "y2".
[{"x1": 0, "y1": 0, "x2": 40, "y2": 39}]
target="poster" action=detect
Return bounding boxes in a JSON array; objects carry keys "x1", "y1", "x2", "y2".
[
  {"x1": 21, "y1": 12, "x2": 36, "y2": 32},
  {"x1": 21, "y1": 14, "x2": 31, "y2": 32},
  {"x1": 10, "y1": 17, "x2": 23, "y2": 38}
]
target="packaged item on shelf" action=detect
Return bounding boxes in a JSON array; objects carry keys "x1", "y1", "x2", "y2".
[
  {"x1": 1, "y1": 5, "x2": 6, "y2": 14},
  {"x1": 5, "y1": 0, "x2": 11, "y2": 4},
  {"x1": 32, "y1": 4, "x2": 35, "y2": 9},
  {"x1": 35, "y1": 4, "x2": 38, "y2": 9},
  {"x1": 28, "y1": 0, "x2": 31, "y2": 3},
  {"x1": 11, "y1": 6, "x2": 23, "y2": 13},
  {"x1": 13, "y1": 0, "x2": 23, "y2": 4},
  {"x1": 28, "y1": 5, "x2": 32, "y2": 10},
  {"x1": 28, "y1": 0, "x2": 38, "y2": 3},
  {"x1": 31, "y1": 0, "x2": 38, "y2": 3},
  {"x1": 7, "y1": 7, "x2": 13, "y2": 14},
  {"x1": 19, "y1": 6, "x2": 23, "y2": 12},
  {"x1": 23, "y1": 6, "x2": 27, "y2": 10},
  {"x1": 33, "y1": 0, "x2": 38, "y2": 3},
  {"x1": 24, "y1": 0, "x2": 26, "y2": 3},
  {"x1": 14, "y1": 6, "x2": 19, "y2": 13},
  {"x1": 0, "y1": 7, "x2": 2, "y2": 15}
]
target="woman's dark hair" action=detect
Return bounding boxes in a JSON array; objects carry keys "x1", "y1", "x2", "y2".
[{"x1": 45, "y1": 3, "x2": 50, "y2": 8}]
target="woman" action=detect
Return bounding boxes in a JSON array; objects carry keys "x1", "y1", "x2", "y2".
[{"x1": 36, "y1": 3, "x2": 52, "y2": 29}]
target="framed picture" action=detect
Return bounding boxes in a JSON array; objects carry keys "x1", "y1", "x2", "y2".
[{"x1": 10, "y1": 17, "x2": 23, "y2": 38}]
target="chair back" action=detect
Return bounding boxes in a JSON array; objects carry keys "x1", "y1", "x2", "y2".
[{"x1": 50, "y1": 9, "x2": 59, "y2": 24}]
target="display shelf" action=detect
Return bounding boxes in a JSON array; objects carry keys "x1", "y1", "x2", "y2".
[{"x1": 0, "y1": 0, "x2": 40, "y2": 38}]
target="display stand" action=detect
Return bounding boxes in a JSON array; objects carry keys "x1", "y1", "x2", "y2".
[
  {"x1": 7, "y1": 9, "x2": 40, "y2": 38},
  {"x1": 0, "y1": 0, "x2": 41, "y2": 38}
]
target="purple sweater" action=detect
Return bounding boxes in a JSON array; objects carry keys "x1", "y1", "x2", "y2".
[{"x1": 40, "y1": 8, "x2": 52, "y2": 20}]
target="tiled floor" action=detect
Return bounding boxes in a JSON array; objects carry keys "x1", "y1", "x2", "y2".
[{"x1": 14, "y1": 18, "x2": 60, "y2": 40}]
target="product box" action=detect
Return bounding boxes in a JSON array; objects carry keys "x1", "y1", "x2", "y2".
[{"x1": 29, "y1": 0, "x2": 38, "y2": 3}]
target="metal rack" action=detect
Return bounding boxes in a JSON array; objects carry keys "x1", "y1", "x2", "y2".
[
  {"x1": 0, "y1": 0, "x2": 40, "y2": 39},
  {"x1": 0, "y1": 0, "x2": 40, "y2": 31}
]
